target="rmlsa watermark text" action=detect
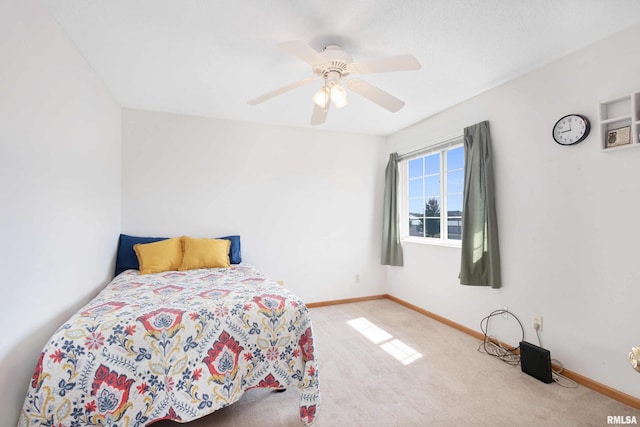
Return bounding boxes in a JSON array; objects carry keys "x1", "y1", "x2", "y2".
[{"x1": 607, "y1": 415, "x2": 638, "y2": 425}]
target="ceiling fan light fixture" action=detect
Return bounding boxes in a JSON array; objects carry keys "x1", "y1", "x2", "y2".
[
  {"x1": 330, "y1": 82, "x2": 347, "y2": 103},
  {"x1": 312, "y1": 86, "x2": 330, "y2": 108},
  {"x1": 333, "y1": 93, "x2": 348, "y2": 109}
]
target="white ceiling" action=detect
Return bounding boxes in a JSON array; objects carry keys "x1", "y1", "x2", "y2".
[{"x1": 46, "y1": 0, "x2": 640, "y2": 136}]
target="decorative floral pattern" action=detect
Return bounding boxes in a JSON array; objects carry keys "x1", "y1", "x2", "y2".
[
  {"x1": 89, "y1": 364, "x2": 135, "y2": 423},
  {"x1": 19, "y1": 264, "x2": 320, "y2": 426},
  {"x1": 253, "y1": 294, "x2": 286, "y2": 312},
  {"x1": 203, "y1": 331, "x2": 244, "y2": 383},
  {"x1": 299, "y1": 327, "x2": 315, "y2": 361},
  {"x1": 138, "y1": 307, "x2": 185, "y2": 340}
]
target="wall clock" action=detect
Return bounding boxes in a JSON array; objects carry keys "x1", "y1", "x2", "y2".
[{"x1": 552, "y1": 114, "x2": 590, "y2": 145}]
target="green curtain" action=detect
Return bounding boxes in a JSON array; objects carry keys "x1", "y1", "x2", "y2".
[
  {"x1": 381, "y1": 153, "x2": 403, "y2": 266},
  {"x1": 460, "y1": 121, "x2": 501, "y2": 288}
]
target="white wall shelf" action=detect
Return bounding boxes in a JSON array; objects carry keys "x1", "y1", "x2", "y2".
[{"x1": 598, "y1": 91, "x2": 640, "y2": 152}]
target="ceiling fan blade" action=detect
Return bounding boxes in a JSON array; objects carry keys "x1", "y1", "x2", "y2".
[
  {"x1": 248, "y1": 77, "x2": 319, "y2": 105},
  {"x1": 349, "y1": 54, "x2": 421, "y2": 74},
  {"x1": 347, "y1": 78, "x2": 405, "y2": 112},
  {"x1": 279, "y1": 40, "x2": 326, "y2": 66},
  {"x1": 310, "y1": 102, "x2": 328, "y2": 125}
]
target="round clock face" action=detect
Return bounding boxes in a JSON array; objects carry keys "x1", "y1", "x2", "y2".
[{"x1": 553, "y1": 114, "x2": 590, "y2": 145}]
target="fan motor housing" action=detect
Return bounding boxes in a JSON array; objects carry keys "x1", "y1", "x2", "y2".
[{"x1": 313, "y1": 45, "x2": 352, "y2": 77}]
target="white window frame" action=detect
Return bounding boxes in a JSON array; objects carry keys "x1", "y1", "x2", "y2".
[{"x1": 398, "y1": 137, "x2": 464, "y2": 248}]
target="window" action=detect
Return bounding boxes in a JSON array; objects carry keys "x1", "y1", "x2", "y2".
[{"x1": 401, "y1": 142, "x2": 464, "y2": 244}]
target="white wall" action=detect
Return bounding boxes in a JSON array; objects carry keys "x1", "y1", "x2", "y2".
[
  {"x1": 122, "y1": 109, "x2": 386, "y2": 303},
  {"x1": 386, "y1": 23, "x2": 640, "y2": 398},
  {"x1": 0, "y1": 0, "x2": 121, "y2": 423}
]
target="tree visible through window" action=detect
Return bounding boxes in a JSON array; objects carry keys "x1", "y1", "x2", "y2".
[
  {"x1": 406, "y1": 144, "x2": 464, "y2": 242},
  {"x1": 424, "y1": 197, "x2": 440, "y2": 237}
]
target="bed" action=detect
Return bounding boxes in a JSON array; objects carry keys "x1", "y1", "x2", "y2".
[{"x1": 19, "y1": 235, "x2": 320, "y2": 426}]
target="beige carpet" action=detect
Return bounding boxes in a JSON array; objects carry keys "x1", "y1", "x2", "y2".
[{"x1": 154, "y1": 299, "x2": 638, "y2": 426}]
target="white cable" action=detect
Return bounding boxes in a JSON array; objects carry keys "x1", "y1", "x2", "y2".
[
  {"x1": 553, "y1": 372, "x2": 578, "y2": 388},
  {"x1": 534, "y1": 322, "x2": 577, "y2": 388},
  {"x1": 477, "y1": 340, "x2": 520, "y2": 365},
  {"x1": 477, "y1": 310, "x2": 523, "y2": 366},
  {"x1": 535, "y1": 328, "x2": 543, "y2": 348}
]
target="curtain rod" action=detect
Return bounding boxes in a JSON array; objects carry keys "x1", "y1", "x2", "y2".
[{"x1": 397, "y1": 133, "x2": 464, "y2": 160}]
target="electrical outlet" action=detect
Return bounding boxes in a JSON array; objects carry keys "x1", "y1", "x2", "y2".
[
  {"x1": 502, "y1": 306, "x2": 508, "y2": 319},
  {"x1": 533, "y1": 316, "x2": 543, "y2": 331}
]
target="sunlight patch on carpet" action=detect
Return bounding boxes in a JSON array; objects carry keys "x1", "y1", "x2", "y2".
[
  {"x1": 347, "y1": 317, "x2": 423, "y2": 365},
  {"x1": 381, "y1": 339, "x2": 423, "y2": 365},
  {"x1": 347, "y1": 317, "x2": 393, "y2": 344}
]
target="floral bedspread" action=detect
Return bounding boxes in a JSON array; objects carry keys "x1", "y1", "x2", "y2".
[{"x1": 20, "y1": 264, "x2": 320, "y2": 426}]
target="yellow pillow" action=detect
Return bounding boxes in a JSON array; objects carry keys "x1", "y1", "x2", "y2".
[
  {"x1": 134, "y1": 237, "x2": 183, "y2": 275},
  {"x1": 179, "y1": 237, "x2": 230, "y2": 270}
]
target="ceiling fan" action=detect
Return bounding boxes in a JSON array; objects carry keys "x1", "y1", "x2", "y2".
[{"x1": 247, "y1": 40, "x2": 421, "y2": 125}]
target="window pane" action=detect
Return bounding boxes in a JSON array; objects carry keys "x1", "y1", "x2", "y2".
[
  {"x1": 447, "y1": 146, "x2": 464, "y2": 170},
  {"x1": 425, "y1": 153, "x2": 440, "y2": 174},
  {"x1": 447, "y1": 194, "x2": 463, "y2": 215},
  {"x1": 425, "y1": 218, "x2": 440, "y2": 238},
  {"x1": 403, "y1": 142, "x2": 464, "y2": 243},
  {"x1": 424, "y1": 197, "x2": 440, "y2": 218},
  {"x1": 424, "y1": 175, "x2": 440, "y2": 198},
  {"x1": 409, "y1": 217, "x2": 424, "y2": 237},
  {"x1": 409, "y1": 198, "x2": 424, "y2": 215},
  {"x1": 447, "y1": 217, "x2": 463, "y2": 240},
  {"x1": 408, "y1": 158, "x2": 423, "y2": 179},
  {"x1": 409, "y1": 178, "x2": 423, "y2": 198},
  {"x1": 447, "y1": 170, "x2": 464, "y2": 194}
]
